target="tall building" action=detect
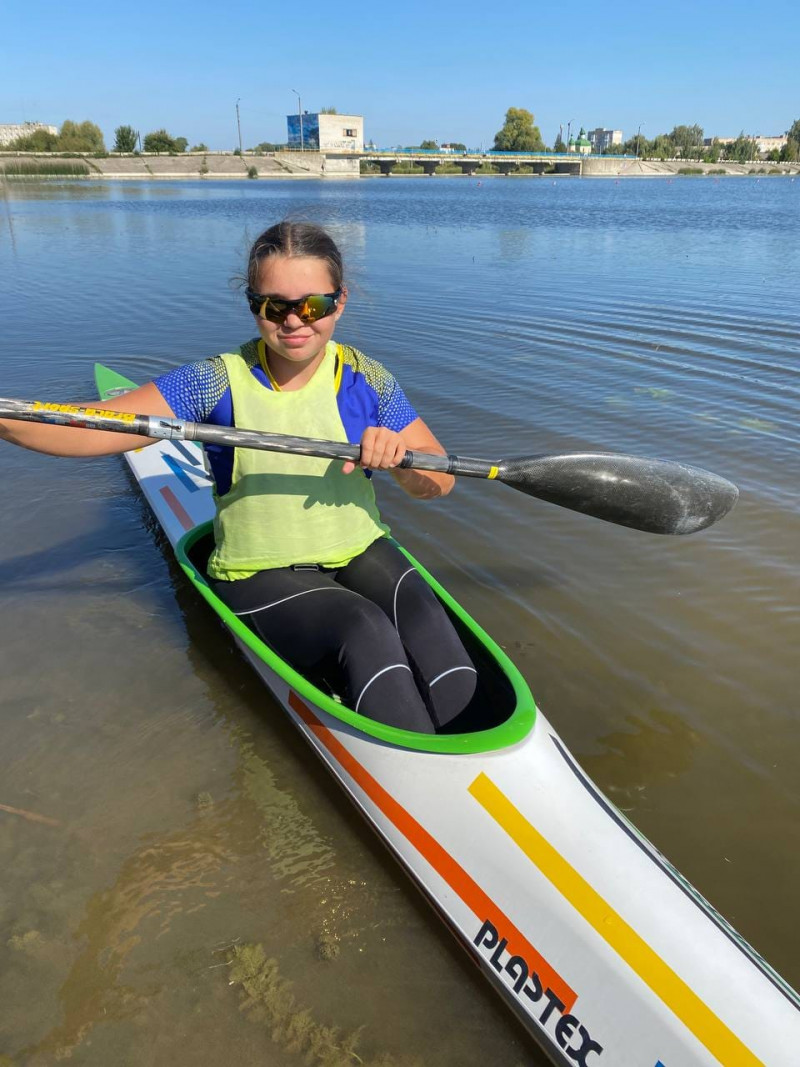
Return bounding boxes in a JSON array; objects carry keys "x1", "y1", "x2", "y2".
[
  {"x1": 286, "y1": 113, "x2": 364, "y2": 151},
  {"x1": 0, "y1": 121, "x2": 58, "y2": 147},
  {"x1": 588, "y1": 128, "x2": 623, "y2": 153}
]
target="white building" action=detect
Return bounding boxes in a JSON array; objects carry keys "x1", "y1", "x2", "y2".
[
  {"x1": 704, "y1": 134, "x2": 788, "y2": 158},
  {"x1": 755, "y1": 135, "x2": 788, "y2": 156},
  {"x1": 588, "y1": 128, "x2": 623, "y2": 153},
  {"x1": 0, "y1": 121, "x2": 58, "y2": 147},
  {"x1": 286, "y1": 113, "x2": 364, "y2": 152}
]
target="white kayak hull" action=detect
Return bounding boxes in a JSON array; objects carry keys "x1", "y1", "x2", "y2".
[{"x1": 99, "y1": 365, "x2": 799, "y2": 1066}]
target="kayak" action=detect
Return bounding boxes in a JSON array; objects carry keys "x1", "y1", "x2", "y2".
[{"x1": 95, "y1": 362, "x2": 799, "y2": 1066}]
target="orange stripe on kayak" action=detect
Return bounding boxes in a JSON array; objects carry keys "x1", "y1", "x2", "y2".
[
  {"x1": 159, "y1": 485, "x2": 194, "y2": 531},
  {"x1": 288, "y1": 691, "x2": 576, "y2": 1011}
]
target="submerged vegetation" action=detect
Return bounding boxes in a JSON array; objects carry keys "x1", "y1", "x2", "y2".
[{"x1": 227, "y1": 942, "x2": 422, "y2": 1067}]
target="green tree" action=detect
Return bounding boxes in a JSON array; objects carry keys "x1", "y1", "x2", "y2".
[
  {"x1": 419, "y1": 139, "x2": 438, "y2": 150},
  {"x1": 669, "y1": 124, "x2": 704, "y2": 159},
  {"x1": 7, "y1": 128, "x2": 59, "y2": 151},
  {"x1": 493, "y1": 108, "x2": 544, "y2": 151},
  {"x1": 114, "y1": 125, "x2": 137, "y2": 152},
  {"x1": 622, "y1": 133, "x2": 650, "y2": 157},
  {"x1": 7, "y1": 120, "x2": 105, "y2": 153},
  {"x1": 650, "y1": 134, "x2": 673, "y2": 160},
  {"x1": 443, "y1": 142, "x2": 466, "y2": 151},
  {"x1": 553, "y1": 133, "x2": 565, "y2": 152},
  {"x1": 143, "y1": 129, "x2": 178, "y2": 153},
  {"x1": 702, "y1": 139, "x2": 723, "y2": 163},
  {"x1": 780, "y1": 138, "x2": 799, "y2": 162},
  {"x1": 786, "y1": 119, "x2": 800, "y2": 142},
  {"x1": 190, "y1": 142, "x2": 209, "y2": 152},
  {"x1": 320, "y1": 107, "x2": 338, "y2": 114},
  {"x1": 723, "y1": 132, "x2": 759, "y2": 162},
  {"x1": 58, "y1": 120, "x2": 105, "y2": 152},
  {"x1": 173, "y1": 137, "x2": 188, "y2": 153}
]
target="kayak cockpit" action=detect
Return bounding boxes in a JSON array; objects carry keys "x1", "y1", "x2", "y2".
[{"x1": 177, "y1": 523, "x2": 536, "y2": 754}]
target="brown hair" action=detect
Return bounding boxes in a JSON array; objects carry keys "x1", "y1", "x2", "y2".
[{"x1": 246, "y1": 221, "x2": 344, "y2": 290}]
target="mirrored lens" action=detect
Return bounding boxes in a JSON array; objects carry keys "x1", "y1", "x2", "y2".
[
  {"x1": 246, "y1": 290, "x2": 339, "y2": 324},
  {"x1": 297, "y1": 295, "x2": 336, "y2": 322}
]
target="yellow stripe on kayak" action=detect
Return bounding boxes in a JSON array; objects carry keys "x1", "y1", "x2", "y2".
[
  {"x1": 468, "y1": 773, "x2": 763, "y2": 1067},
  {"x1": 487, "y1": 466, "x2": 499, "y2": 480}
]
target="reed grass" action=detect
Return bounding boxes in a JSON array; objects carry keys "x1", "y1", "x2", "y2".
[{"x1": 1, "y1": 161, "x2": 90, "y2": 178}]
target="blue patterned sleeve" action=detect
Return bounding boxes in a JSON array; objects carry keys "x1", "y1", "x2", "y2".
[
  {"x1": 153, "y1": 357, "x2": 230, "y2": 422},
  {"x1": 337, "y1": 345, "x2": 419, "y2": 432},
  {"x1": 377, "y1": 372, "x2": 418, "y2": 431}
]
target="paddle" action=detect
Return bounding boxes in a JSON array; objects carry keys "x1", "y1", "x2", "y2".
[{"x1": 0, "y1": 397, "x2": 738, "y2": 535}]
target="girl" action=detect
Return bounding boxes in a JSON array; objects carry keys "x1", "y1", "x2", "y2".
[{"x1": 0, "y1": 221, "x2": 476, "y2": 734}]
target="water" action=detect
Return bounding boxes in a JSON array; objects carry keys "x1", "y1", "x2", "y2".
[{"x1": 0, "y1": 176, "x2": 798, "y2": 1065}]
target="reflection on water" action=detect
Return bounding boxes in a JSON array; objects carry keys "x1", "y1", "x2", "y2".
[{"x1": 0, "y1": 177, "x2": 797, "y2": 1064}]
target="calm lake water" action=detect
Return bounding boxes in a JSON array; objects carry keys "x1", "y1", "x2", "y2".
[{"x1": 0, "y1": 176, "x2": 798, "y2": 1065}]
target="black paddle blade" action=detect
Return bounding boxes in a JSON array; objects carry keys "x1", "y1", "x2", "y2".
[{"x1": 497, "y1": 453, "x2": 739, "y2": 535}]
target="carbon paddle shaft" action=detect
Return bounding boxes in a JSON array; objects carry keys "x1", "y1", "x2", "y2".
[{"x1": 0, "y1": 399, "x2": 739, "y2": 535}]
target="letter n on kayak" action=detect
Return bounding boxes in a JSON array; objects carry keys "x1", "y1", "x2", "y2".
[{"x1": 287, "y1": 692, "x2": 576, "y2": 1012}]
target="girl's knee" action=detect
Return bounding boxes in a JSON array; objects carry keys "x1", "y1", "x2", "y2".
[
  {"x1": 426, "y1": 664, "x2": 479, "y2": 729},
  {"x1": 337, "y1": 595, "x2": 402, "y2": 647}
]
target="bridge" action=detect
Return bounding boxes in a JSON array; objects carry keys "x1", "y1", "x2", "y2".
[{"x1": 322, "y1": 148, "x2": 639, "y2": 176}]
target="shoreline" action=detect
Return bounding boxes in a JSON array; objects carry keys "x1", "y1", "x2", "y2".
[{"x1": 1, "y1": 151, "x2": 797, "y2": 181}]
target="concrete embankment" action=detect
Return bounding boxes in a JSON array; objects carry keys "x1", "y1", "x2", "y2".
[
  {"x1": 580, "y1": 157, "x2": 798, "y2": 177},
  {"x1": 1, "y1": 152, "x2": 797, "y2": 180},
  {"x1": 0, "y1": 152, "x2": 333, "y2": 179}
]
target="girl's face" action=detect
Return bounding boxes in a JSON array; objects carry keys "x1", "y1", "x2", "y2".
[{"x1": 253, "y1": 254, "x2": 346, "y2": 368}]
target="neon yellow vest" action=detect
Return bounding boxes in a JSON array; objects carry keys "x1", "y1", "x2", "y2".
[{"x1": 207, "y1": 343, "x2": 389, "y2": 580}]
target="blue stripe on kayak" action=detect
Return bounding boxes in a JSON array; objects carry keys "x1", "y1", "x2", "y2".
[
  {"x1": 161, "y1": 452, "x2": 207, "y2": 492},
  {"x1": 172, "y1": 440, "x2": 203, "y2": 467}
]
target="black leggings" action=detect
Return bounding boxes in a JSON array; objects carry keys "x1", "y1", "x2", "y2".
[{"x1": 210, "y1": 538, "x2": 477, "y2": 734}]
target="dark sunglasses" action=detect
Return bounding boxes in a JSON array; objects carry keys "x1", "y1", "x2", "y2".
[{"x1": 245, "y1": 287, "x2": 342, "y2": 324}]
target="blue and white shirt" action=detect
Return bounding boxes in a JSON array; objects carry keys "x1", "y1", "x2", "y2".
[{"x1": 154, "y1": 339, "x2": 419, "y2": 494}]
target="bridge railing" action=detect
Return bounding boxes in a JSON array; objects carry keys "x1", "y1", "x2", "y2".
[{"x1": 365, "y1": 148, "x2": 639, "y2": 159}]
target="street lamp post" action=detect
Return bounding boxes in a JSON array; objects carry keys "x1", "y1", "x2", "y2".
[
  {"x1": 291, "y1": 89, "x2": 303, "y2": 151},
  {"x1": 635, "y1": 124, "x2": 643, "y2": 160},
  {"x1": 236, "y1": 98, "x2": 243, "y2": 155}
]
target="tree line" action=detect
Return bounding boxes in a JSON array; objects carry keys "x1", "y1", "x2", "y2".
[
  {"x1": 5, "y1": 114, "x2": 800, "y2": 163},
  {"x1": 416, "y1": 111, "x2": 800, "y2": 162},
  {"x1": 3, "y1": 121, "x2": 208, "y2": 155},
  {"x1": 596, "y1": 121, "x2": 800, "y2": 163}
]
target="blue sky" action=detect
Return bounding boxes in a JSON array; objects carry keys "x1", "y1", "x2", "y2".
[{"x1": 2, "y1": 0, "x2": 797, "y2": 150}]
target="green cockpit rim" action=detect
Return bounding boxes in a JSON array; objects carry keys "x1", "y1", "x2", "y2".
[{"x1": 175, "y1": 522, "x2": 537, "y2": 754}]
